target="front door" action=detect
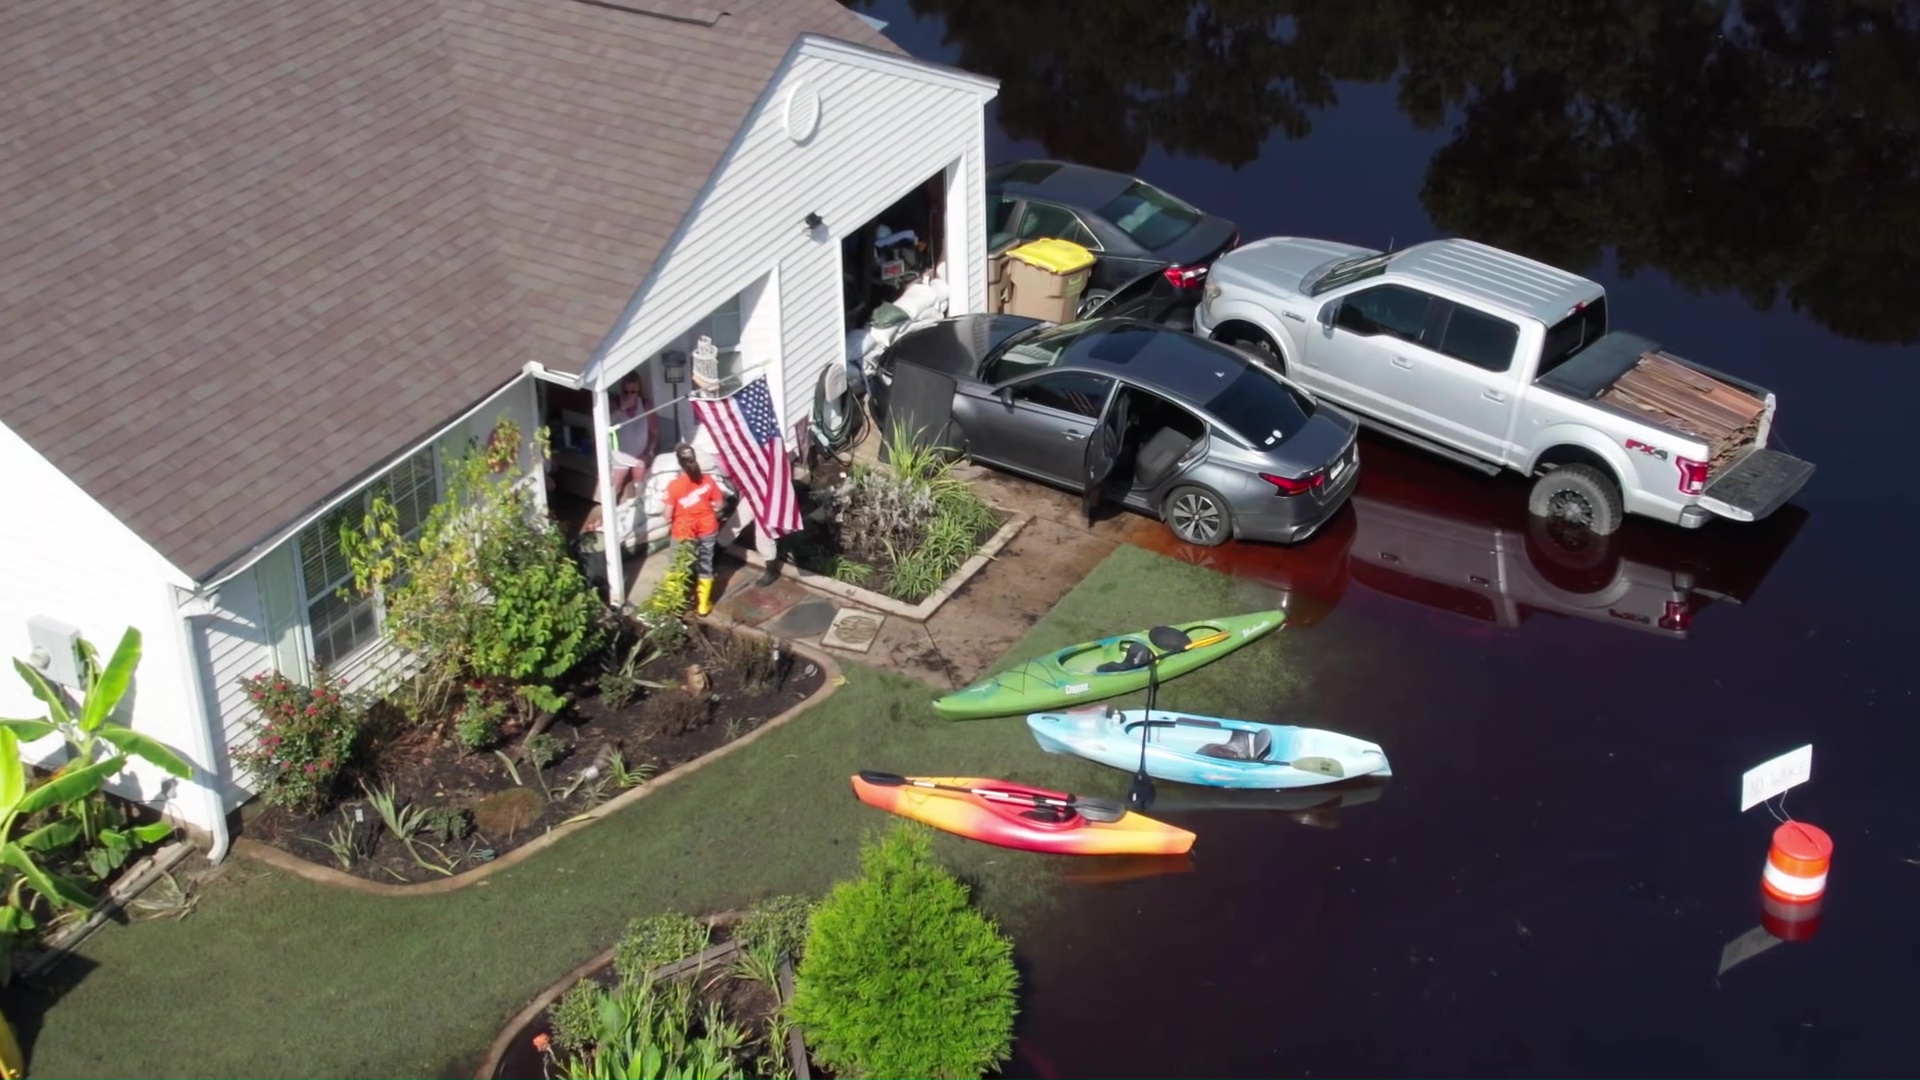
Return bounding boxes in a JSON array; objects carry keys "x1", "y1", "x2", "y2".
[
  {"x1": 967, "y1": 369, "x2": 1116, "y2": 486},
  {"x1": 1308, "y1": 283, "x2": 1438, "y2": 426}
]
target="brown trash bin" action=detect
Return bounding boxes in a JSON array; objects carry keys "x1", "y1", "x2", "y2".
[
  {"x1": 1003, "y1": 239, "x2": 1095, "y2": 323},
  {"x1": 986, "y1": 250, "x2": 1011, "y2": 313}
]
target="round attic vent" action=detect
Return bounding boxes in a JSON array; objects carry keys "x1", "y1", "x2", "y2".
[{"x1": 785, "y1": 83, "x2": 821, "y2": 143}]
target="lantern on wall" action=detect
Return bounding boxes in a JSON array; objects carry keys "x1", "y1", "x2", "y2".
[{"x1": 691, "y1": 335, "x2": 721, "y2": 394}]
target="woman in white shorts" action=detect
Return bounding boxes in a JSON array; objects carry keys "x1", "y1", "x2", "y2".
[{"x1": 609, "y1": 374, "x2": 658, "y2": 502}]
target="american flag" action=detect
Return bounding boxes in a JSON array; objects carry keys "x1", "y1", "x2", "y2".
[{"x1": 692, "y1": 375, "x2": 803, "y2": 540}]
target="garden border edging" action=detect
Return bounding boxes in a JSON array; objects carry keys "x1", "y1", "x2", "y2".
[
  {"x1": 727, "y1": 509, "x2": 1030, "y2": 622},
  {"x1": 232, "y1": 633, "x2": 843, "y2": 896},
  {"x1": 473, "y1": 911, "x2": 747, "y2": 1080}
]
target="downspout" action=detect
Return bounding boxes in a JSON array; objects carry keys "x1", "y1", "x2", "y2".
[
  {"x1": 592, "y1": 384, "x2": 626, "y2": 608},
  {"x1": 166, "y1": 584, "x2": 231, "y2": 863}
]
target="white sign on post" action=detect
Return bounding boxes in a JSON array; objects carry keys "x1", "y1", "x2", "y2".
[{"x1": 1740, "y1": 744, "x2": 1813, "y2": 812}]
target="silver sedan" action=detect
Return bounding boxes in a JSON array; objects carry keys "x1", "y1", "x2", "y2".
[{"x1": 868, "y1": 315, "x2": 1361, "y2": 546}]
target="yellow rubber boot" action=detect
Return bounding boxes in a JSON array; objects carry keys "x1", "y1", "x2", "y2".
[{"x1": 696, "y1": 578, "x2": 714, "y2": 616}]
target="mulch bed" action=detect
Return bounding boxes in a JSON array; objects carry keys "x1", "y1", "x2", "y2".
[
  {"x1": 241, "y1": 623, "x2": 825, "y2": 885},
  {"x1": 782, "y1": 458, "x2": 1007, "y2": 603}
]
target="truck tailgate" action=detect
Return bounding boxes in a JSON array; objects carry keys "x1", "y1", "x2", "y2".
[{"x1": 1699, "y1": 448, "x2": 1815, "y2": 523}]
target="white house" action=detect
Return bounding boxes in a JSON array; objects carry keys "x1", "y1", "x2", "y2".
[{"x1": 0, "y1": 0, "x2": 996, "y2": 857}]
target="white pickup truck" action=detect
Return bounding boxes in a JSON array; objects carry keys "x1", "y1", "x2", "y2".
[{"x1": 1192, "y1": 237, "x2": 1816, "y2": 534}]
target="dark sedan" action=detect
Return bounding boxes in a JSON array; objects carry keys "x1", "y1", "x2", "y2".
[
  {"x1": 988, "y1": 161, "x2": 1239, "y2": 321},
  {"x1": 868, "y1": 315, "x2": 1361, "y2": 546}
]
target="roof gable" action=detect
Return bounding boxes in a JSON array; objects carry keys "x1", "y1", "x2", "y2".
[{"x1": 0, "y1": 0, "x2": 897, "y2": 582}]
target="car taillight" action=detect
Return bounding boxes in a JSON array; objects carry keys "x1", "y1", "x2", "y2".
[
  {"x1": 1163, "y1": 263, "x2": 1209, "y2": 287},
  {"x1": 1659, "y1": 599, "x2": 1693, "y2": 633},
  {"x1": 1676, "y1": 456, "x2": 1710, "y2": 495},
  {"x1": 1260, "y1": 470, "x2": 1325, "y2": 496}
]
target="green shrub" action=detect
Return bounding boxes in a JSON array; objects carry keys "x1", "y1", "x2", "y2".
[
  {"x1": 548, "y1": 978, "x2": 604, "y2": 1054},
  {"x1": 638, "y1": 543, "x2": 697, "y2": 653},
  {"x1": 788, "y1": 824, "x2": 1018, "y2": 1080},
  {"x1": 833, "y1": 424, "x2": 999, "y2": 604},
  {"x1": 549, "y1": 977, "x2": 746, "y2": 1080},
  {"x1": 452, "y1": 694, "x2": 507, "y2": 752},
  {"x1": 736, "y1": 894, "x2": 817, "y2": 959},
  {"x1": 613, "y1": 911, "x2": 712, "y2": 984},
  {"x1": 228, "y1": 669, "x2": 363, "y2": 816},
  {"x1": 341, "y1": 417, "x2": 606, "y2": 730}
]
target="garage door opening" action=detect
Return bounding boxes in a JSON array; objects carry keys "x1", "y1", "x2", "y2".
[
  {"x1": 829, "y1": 164, "x2": 966, "y2": 458},
  {"x1": 841, "y1": 170, "x2": 948, "y2": 329}
]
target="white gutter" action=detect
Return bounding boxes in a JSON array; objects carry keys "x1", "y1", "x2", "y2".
[
  {"x1": 522, "y1": 360, "x2": 583, "y2": 387},
  {"x1": 166, "y1": 584, "x2": 231, "y2": 863}
]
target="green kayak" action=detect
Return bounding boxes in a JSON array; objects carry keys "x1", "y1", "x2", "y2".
[{"x1": 933, "y1": 610, "x2": 1285, "y2": 720}]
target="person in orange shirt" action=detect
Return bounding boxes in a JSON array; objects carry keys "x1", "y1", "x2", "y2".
[{"x1": 665, "y1": 443, "x2": 728, "y2": 616}]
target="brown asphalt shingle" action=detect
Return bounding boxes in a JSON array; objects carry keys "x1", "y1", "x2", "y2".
[{"x1": 0, "y1": 0, "x2": 898, "y2": 583}]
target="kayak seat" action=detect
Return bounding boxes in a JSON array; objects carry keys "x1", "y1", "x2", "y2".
[
  {"x1": 1094, "y1": 639, "x2": 1155, "y2": 673},
  {"x1": 1196, "y1": 728, "x2": 1273, "y2": 762},
  {"x1": 1019, "y1": 804, "x2": 1078, "y2": 824}
]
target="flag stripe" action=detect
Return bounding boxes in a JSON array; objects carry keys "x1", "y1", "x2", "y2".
[{"x1": 692, "y1": 375, "x2": 802, "y2": 540}]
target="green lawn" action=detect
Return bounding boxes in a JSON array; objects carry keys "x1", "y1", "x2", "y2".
[{"x1": 7, "y1": 545, "x2": 1332, "y2": 1079}]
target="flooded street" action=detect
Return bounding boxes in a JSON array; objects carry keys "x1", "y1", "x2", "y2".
[{"x1": 858, "y1": 1, "x2": 1920, "y2": 1074}]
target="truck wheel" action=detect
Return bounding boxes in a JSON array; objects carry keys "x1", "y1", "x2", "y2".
[
  {"x1": 1528, "y1": 464, "x2": 1624, "y2": 537},
  {"x1": 1163, "y1": 486, "x2": 1233, "y2": 547},
  {"x1": 1214, "y1": 327, "x2": 1285, "y2": 374}
]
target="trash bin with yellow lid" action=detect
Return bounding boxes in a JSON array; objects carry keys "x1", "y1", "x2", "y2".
[{"x1": 1003, "y1": 238, "x2": 1095, "y2": 323}]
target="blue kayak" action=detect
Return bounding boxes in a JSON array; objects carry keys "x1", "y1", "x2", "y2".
[{"x1": 1026, "y1": 707, "x2": 1391, "y2": 790}]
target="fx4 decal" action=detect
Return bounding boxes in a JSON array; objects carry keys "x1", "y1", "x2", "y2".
[{"x1": 1626, "y1": 438, "x2": 1669, "y2": 461}]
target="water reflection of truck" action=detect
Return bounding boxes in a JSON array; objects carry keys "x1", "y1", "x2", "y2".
[
  {"x1": 1347, "y1": 440, "x2": 1807, "y2": 638},
  {"x1": 1129, "y1": 438, "x2": 1805, "y2": 639}
]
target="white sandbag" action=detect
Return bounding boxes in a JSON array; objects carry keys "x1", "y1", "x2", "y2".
[
  {"x1": 846, "y1": 327, "x2": 877, "y2": 363},
  {"x1": 893, "y1": 279, "x2": 949, "y2": 323}
]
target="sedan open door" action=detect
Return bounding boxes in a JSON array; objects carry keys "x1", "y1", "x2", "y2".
[{"x1": 1081, "y1": 388, "x2": 1133, "y2": 522}]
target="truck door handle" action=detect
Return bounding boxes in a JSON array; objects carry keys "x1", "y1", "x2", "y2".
[
  {"x1": 1063, "y1": 430, "x2": 1084, "y2": 441},
  {"x1": 1390, "y1": 355, "x2": 1413, "y2": 369},
  {"x1": 1482, "y1": 389, "x2": 1507, "y2": 402}
]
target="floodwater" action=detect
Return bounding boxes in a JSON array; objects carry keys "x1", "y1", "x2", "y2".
[{"x1": 855, "y1": 1, "x2": 1920, "y2": 1076}]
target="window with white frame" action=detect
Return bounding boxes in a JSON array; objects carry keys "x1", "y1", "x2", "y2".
[
  {"x1": 298, "y1": 445, "x2": 440, "y2": 669},
  {"x1": 694, "y1": 293, "x2": 745, "y2": 393}
]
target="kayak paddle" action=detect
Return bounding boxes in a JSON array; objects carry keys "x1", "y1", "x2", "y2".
[
  {"x1": 1125, "y1": 626, "x2": 1234, "y2": 811},
  {"x1": 857, "y1": 770, "x2": 1128, "y2": 823}
]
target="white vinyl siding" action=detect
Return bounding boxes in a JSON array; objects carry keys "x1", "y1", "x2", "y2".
[
  {"x1": 195, "y1": 569, "x2": 274, "y2": 804},
  {"x1": 591, "y1": 39, "x2": 994, "y2": 437},
  {"x1": 295, "y1": 444, "x2": 439, "y2": 670},
  {"x1": 0, "y1": 420, "x2": 207, "y2": 825}
]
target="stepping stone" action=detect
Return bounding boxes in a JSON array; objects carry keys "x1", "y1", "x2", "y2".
[
  {"x1": 723, "y1": 577, "x2": 808, "y2": 626},
  {"x1": 764, "y1": 596, "x2": 838, "y2": 640},
  {"x1": 821, "y1": 608, "x2": 884, "y2": 654}
]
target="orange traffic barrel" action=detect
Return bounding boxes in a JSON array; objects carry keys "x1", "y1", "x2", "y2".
[
  {"x1": 1760, "y1": 887, "x2": 1824, "y2": 942},
  {"x1": 1761, "y1": 821, "x2": 1832, "y2": 903}
]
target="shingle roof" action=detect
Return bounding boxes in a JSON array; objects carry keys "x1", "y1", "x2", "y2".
[{"x1": 0, "y1": 0, "x2": 898, "y2": 583}]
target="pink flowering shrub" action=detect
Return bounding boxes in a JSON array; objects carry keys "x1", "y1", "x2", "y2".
[{"x1": 229, "y1": 670, "x2": 363, "y2": 816}]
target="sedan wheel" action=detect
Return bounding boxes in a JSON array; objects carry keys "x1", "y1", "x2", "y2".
[{"x1": 1163, "y1": 486, "x2": 1232, "y2": 547}]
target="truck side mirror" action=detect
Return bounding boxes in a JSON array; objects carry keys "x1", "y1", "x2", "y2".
[
  {"x1": 1316, "y1": 302, "x2": 1337, "y2": 330},
  {"x1": 994, "y1": 384, "x2": 1015, "y2": 406}
]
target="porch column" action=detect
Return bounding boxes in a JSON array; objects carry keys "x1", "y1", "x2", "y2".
[{"x1": 591, "y1": 385, "x2": 625, "y2": 608}]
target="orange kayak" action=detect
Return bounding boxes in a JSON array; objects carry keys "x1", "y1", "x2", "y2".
[{"x1": 850, "y1": 772, "x2": 1196, "y2": 856}]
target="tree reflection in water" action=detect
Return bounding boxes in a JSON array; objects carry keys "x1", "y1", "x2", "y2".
[{"x1": 847, "y1": 0, "x2": 1920, "y2": 344}]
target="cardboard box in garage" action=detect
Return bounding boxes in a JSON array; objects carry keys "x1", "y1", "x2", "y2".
[{"x1": 1004, "y1": 239, "x2": 1094, "y2": 323}]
